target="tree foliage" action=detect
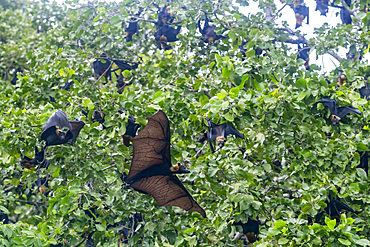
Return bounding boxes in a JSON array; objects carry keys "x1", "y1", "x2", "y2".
[{"x1": 0, "y1": 0, "x2": 369, "y2": 246}]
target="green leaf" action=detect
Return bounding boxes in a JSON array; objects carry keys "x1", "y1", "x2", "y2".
[
  {"x1": 52, "y1": 167, "x2": 61, "y2": 178},
  {"x1": 110, "y1": 15, "x2": 121, "y2": 24},
  {"x1": 338, "y1": 238, "x2": 351, "y2": 246},
  {"x1": 294, "y1": 79, "x2": 307, "y2": 89},
  {"x1": 96, "y1": 224, "x2": 106, "y2": 231},
  {"x1": 278, "y1": 238, "x2": 289, "y2": 244},
  {"x1": 356, "y1": 168, "x2": 367, "y2": 180},
  {"x1": 325, "y1": 217, "x2": 336, "y2": 230},
  {"x1": 224, "y1": 112, "x2": 234, "y2": 122},
  {"x1": 83, "y1": 98, "x2": 94, "y2": 110}
]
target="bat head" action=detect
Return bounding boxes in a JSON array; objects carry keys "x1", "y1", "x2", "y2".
[
  {"x1": 197, "y1": 133, "x2": 207, "y2": 143},
  {"x1": 245, "y1": 232, "x2": 257, "y2": 243},
  {"x1": 330, "y1": 115, "x2": 341, "y2": 125},
  {"x1": 20, "y1": 156, "x2": 35, "y2": 169},
  {"x1": 170, "y1": 164, "x2": 190, "y2": 174},
  {"x1": 216, "y1": 136, "x2": 227, "y2": 148},
  {"x1": 92, "y1": 110, "x2": 105, "y2": 124},
  {"x1": 55, "y1": 129, "x2": 66, "y2": 140}
]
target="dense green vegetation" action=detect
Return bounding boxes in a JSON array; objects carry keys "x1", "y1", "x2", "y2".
[{"x1": 0, "y1": 0, "x2": 369, "y2": 246}]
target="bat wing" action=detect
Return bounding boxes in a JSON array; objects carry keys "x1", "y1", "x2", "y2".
[
  {"x1": 206, "y1": 130, "x2": 215, "y2": 153},
  {"x1": 41, "y1": 110, "x2": 73, "y2": 145},
  {"x1": 224, "y1": 124, "x2": 244, "y2": 139},
  {"x1": 68, "y1": 120, "x2": 85, "y2": 144},
  {"x1": 337, "y1": 106, "x2": 361, "y2": 118},
  {"x1": 333, "y1": 199, "x2": 356, "y2": 214},
  {"x1": 317, "y1": 99, "x2": 337, "y2": 115},
  {"x1": 131, "y1": 175, "x2": 206, "y2": 218},
  {"x1": 128, "y1": 110, "x2": 171, "y2": 179}
]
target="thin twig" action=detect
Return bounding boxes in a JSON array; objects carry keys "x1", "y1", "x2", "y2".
[{"x1": 101, "y1": 164, "x2": 116, "y2": 171}]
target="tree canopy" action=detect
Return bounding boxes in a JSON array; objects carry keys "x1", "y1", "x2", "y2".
[{"x1": 0, "y1": 0, "x2": 369, "y2": 246}]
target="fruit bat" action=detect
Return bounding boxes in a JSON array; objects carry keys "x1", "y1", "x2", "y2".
[
  {"x1": 315, "y1": 0, "x2": 329, "y2": 16},
  {"x1": 235, "y1": 218, "x2": 260, "y2": 244},
  {"x1": 340, "y1": 0, "x2": 352, "y2": 25},
  {"x1": 118, "y1": 212, "x2": 144, "y2": 246},
  {"x1": 112, "y1": 59, "x2": 139, "y2": 72},
  {"x1": 198, "y1": 12, "x2": 224, "y2": 43},
  {"x1": 123, "y1": 110, "x2": 206, "y2": 218},
  {"x1": 359, "y1": 81, "x2": 370, "y2": 100},
  {"x1": 357, "y1": 151, "x2": 369, "y2": 174},
  {"x1": 122, "y1": 115, "x2": 141, "y2": 147},
  {"x1": 205, "y1": 118, "x2": 244, "y2": 153},
  {"x1": 315, "y1": 194, "x2": 356, "y2": 222},
  {"x1": 337, "y1": 71, "x2": 347, "y2": 86},
  {"x1": 41, "y1": 110, "x2": 84, "y2": 146},
  {"x1": 11, "y1": 67, "x2": 22, "y2": 85},
  {"x1": 196, "y1": 132, "x2": 208, "y2": 143},
  {"x1": 239, "y1": 41, "x2": 264, "y2": 57},
  {"x1": 93, "y1": 53, "x2": 112, "y2": 82},
  {"x1": 316, "y1": 98, "x2": 361, "y2": 125},
  {"x1": 294, "y1": 5, "x2": 309, "y2": 29},
  {"x1": 20, "y1": 145, "x2": 50, "y2": 169},
  {"x1": 125, "y1": 18, "x2": 139, "y2": 42},
  {"x1": 153, "y1": 4, "x2": 174, "y2": 27},
  {"x1": 92, "y1": 110, "x2": 105, "y2": 125},
  {"x1": 154, "y1": 24, "x2": 181, "y2": 50},
  {"x1": 297, "y1": 44, "x2": 310, "y2": 70}
]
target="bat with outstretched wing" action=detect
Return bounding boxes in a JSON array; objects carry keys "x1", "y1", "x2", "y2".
[
  {"x1": 315, "y1": 194, "x2": 357, "y2": 222},
  {"x1": 124, "y1": 110, "x2": 206, "y2": 218},
  {"x1": 206, "y1": 118, "x2": 244, "y2": 153},
  {"x1": 316, "y1": 98, "x2": 361, "y2": 125}
]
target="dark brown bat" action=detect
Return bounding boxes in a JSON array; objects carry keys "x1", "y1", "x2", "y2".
[
  {"x1": 122, "y1": 115, "x2": 140, "y2": 147},
  {"x1": 315, "y1": 194, "x2": 357, "y2": 222},
  {"x1": 297, "y1": 44, "x2": 310, "y2": 70},
  {"x1": 124, "y1": 110, "x2": 206, "y2": 218},
  {"x1": 315, "y1": 0, "x2": 329, "y2": 16},
  {"x1": 154, "y1": 24, "x2": 181, "y2": 50},
  {"x1": 198, "y1": 12, "x2": 224, "y2": 43},
  {"x1": 359, "y1": 81, "x2": 370, "y2": 100},
  {"x1": 206, "y1": 118, "x2": 244, "y2": 153},
  {"x1": 338, "y1": 71, "x2": 347, "y2": 86},
  {"x1": 316, "y1": 98, "x2": 361, "y2": 125},
  {"x1": 93, "y1": 53, "x2": 112, "y2": 82},
  {"x1": 293, "y1": 5, "x2": 309, "y2": 29},
  {"x1": 235, "y1": 218, "x2": 260, "y2": 244}
]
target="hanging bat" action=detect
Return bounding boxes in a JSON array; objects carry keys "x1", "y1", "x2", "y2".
[
  {"x1": 41, "y1": 110, "x2": 84, "y2": 146},
  {"x1": 41, "y1": 110, "x2": 74, "y2": 146},
  {"x1": 122, "y1": 115, "x2": 141, "y2": 147},
  {"x1": 112, "y1": 59, "x2": 139, "y2": 72},
  {"x1": 92, "y1": 110, "x2": 105, "y2": 125},
  {"x1": 359, "y1": 81, "x2": 370, "y2": 100},
  {"x1": 123, "y1": 110, "x2": 206, "y2": 218},
  {"x1": 118, "y1": 212, "x2": 144, "y2": 246},
  {"x1": 0, "y1": 211, "x2": 8, "y2": 224},
  {"x1": 235, "y1": 218, "x2": 260, "y2": 244},
  {"x1": 294, "y1": 5, "x2": 309, "y2": 29},
  {"x1": 153, "y1": 4, "x2": 174, "y2": 27},
  {"x1": 20, "y1": 145, "x2": 50, "y2": 169},
  {"x1": 316, "y1": 98, "x2": 361, "y2": 125},
  {"x1": 11, "y1": 67, "x2": 22, "y2": 85},
  {"x1": 315, "y1": 194, "x2": 356, "y2": 222},
  {"x1": 337, "y1": 71, "x2": 347, "y2": 86},
  {"x1": 154, "y1": 24, "x2": 181, "y2": 50},
  {"x1": 196, "y1": 133, "x2": 208, "y2": 143},
  {"x1": 205, "y1": 118, "x2": 244, "y2": 153},
  {"x1": 198, "y1": 12, "x2": 224, "y2": 43},
  {"x1": 340, "y1": 0, "x2": 352, "y2": 25},
  {"x1": 315, "y1": 0, "x2": 329, "y2": 16},
  {"x1": 115, "y1": 71, "x2": 128, "y2": 93},
  {"x1": 125, "y1": 8, "x2": 142, "y2": 42},
  {"x1": 297, "y1": 44, "x2": 310, "y2": 70},
  {"x1": 93, "y1": 53, "x2": 112, "y2": 83}
]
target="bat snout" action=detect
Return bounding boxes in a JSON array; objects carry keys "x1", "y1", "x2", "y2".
[{"x1": 216, "y1": 136, "x2": 227, "y2": 148}]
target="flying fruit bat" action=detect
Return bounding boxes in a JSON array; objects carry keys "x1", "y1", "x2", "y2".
[
  {"x1": 235, "y1": 218, "x2": 260, "y2": 244},
  {"x1": 205, "y1": 117, "x2": 244, "y2": 153},
  {"x1": 123, "y1": 110, "x2": 206, "y2": 218},
  {"x1": 315, "y1": 194, "x2": 357, "y2": 222},
  {"x1": 122, "y1": 115, "x2": 141, "y2": 147},
  {"x1": 316, "y1": 98, "x2": 361, "y2": 125}
]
